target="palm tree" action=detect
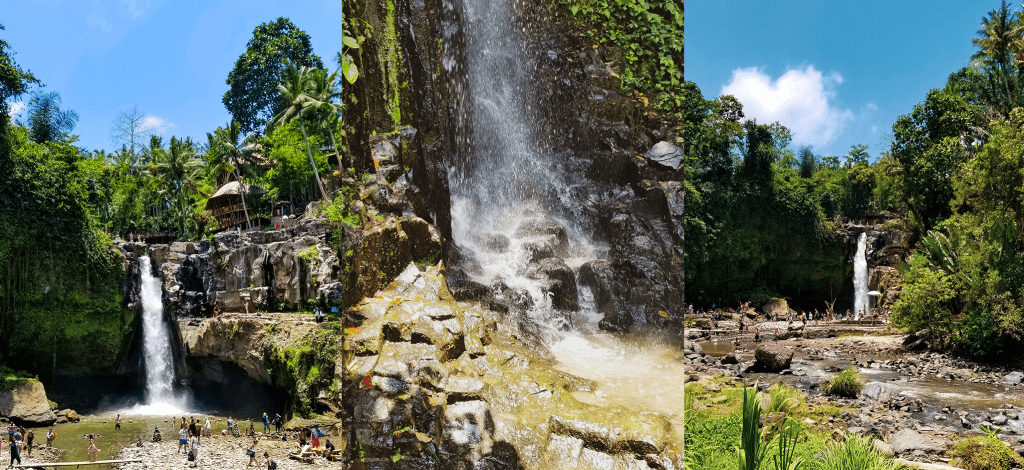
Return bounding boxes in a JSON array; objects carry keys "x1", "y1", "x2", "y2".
[
  {"x1": 971, "y1": 1, "x2": 1024, "y2": 114},
  {"x1": 26, "y1": 91, "x2": 79, "y2": 143},
  {"x1": 148, "y1": 137, "x2": 203, "y2": 237},
  {"x1": 305, "y1": 68, "x2": 344, "y2": 173},
  {"x1": 274, "y1": 61, "x2": 328, "y2": 201}
]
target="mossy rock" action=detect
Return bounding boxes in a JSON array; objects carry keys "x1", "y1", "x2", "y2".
[{"x1": 948, "y1": 436, "x2": 1024, "y2": 470}]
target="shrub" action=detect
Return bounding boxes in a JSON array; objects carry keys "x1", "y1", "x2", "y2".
[
  {"x1": 824, "y1": 367, "x2": 864, "y2": 398},
  {"x1": 814, "y1": 435, "x2": 903, "y2": 470},
  {"x1": 948, "y1": 436, "x2": 1024, "y2": 470},
  {"x1": 765, "y1": 384, "x2": 802, "y2": 415}
]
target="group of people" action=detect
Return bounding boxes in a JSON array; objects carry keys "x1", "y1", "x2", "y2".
[
  {"x1": 262, "y1": 412, "x2": 284, "y2": 433},
  {"x1": 173, "y1": 416, "x2": 207, "y2": 466},
  {"x1": 290, "y1": 425, "x2": 336, "y2": 459}
]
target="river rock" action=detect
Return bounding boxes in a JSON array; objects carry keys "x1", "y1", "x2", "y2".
[
  {"x1": 861, "y1": 382, "x2": 901, "y2": 404},
  {"x1": 903, "y1": 329, "x2": 931, "y2": 351},
  {"x1": 754, "y1": 343, "x2": 794, "y2": 372},
  {"x1": 888, "y1": 429, "x2": 948, "y2": 455},
  {"x1": 1005, "y1": 371, "x2": 1024, "y2": 385},
  {"x1": 0, "y1": 379, "x2": 57, "y2": 426}
]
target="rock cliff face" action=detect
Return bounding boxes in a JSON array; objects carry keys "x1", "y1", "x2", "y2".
[{"x1": 390, "y1": 0, "x2": 685, "y2": 331}]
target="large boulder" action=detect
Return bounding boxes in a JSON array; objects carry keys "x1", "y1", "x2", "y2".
[
  {"x1": 754, "y1": 343, "x2": 794, "y2": 372},
  {"x1": 762, "y1": 298, "x2": 789, "y2": 318},
  {"x1": 0, "y1": 379, "x2": 57, "y2": 426},
  {"x1": 889, "y1": 429, "x2": 948, "y2": 456}
]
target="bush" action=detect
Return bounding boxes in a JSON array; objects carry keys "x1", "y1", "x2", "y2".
[
  {"x1": 824, "y1": 367, "x2": 864, "y2": 398},
  {"x1": 948, "y1": 436, "x2": 1024, "y2": 470},
  {"x1": 814, "y1": 435, "x2": 903, "y2": 470}
]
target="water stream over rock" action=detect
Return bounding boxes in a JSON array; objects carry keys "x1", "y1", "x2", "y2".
[
  {"x1": 134, "y1": 256, "x2": 188, "y2": 414},
  {"x1": 853, "y1": 232, "x2": 869, "y2": 320}
]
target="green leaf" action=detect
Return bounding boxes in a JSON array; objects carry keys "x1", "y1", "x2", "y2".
[
  {"x1": 341, "y1": 60, "x2": 359, "y2": 84},
  {"x1": 343, "y1": 35, "x2": 360, "y2": 50}
]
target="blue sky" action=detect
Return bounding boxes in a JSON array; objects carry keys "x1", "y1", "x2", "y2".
[
  {"x1": 3, "y1": 0, "x2": 339, "y2": 153},
  {"x1": 686, "y1": 1, "x2": 1001, "y2": 158}
]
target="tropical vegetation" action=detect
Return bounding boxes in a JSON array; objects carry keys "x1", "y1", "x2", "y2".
[{"x1": 685, "y1": 0, "x2": 1024, "y2": 359}]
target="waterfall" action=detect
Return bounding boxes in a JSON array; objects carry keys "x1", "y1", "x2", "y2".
[
  {"x1": 137, "y1": 255, "x2": 186, "y2": 413},
  {"x1": 853, "y1": 233, "x2": 869, "y2": 321},
  {"x1": 448, "y1": 0, "x2": 598, "y2": 330}
]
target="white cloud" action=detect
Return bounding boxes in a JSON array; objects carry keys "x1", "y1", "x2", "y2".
[
  {"x1": 120, "y1": 0, "x2": 153, "y2": 18},
  {"x1": 86, "y1": 15, "x2": 112, "y2": 33},
  {"x1": 721, "y1": 65, "x2": 854, "y2": 149},
  {"x1": 8, "y1": 101, "x2": 27, "y2": 118},
  {"x1": 140, "y1": 115, "x2": 171, "y2": 135}
]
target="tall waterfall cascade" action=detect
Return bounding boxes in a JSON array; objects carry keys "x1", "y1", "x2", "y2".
[
  {"x1": 448, "y1": 0, "x2": 600, "y2": 331},
  {"x1": 137, "y1": 255, "x2": 187, "y2": 413},
  {"x1": 853, "y1": 233, "x2": 869, "y2": 321}
]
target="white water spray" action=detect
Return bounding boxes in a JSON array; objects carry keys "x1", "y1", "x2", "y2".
[
  {"x1": 136, "y1": 256, "x2": 186, "y2": 414},
  {"x1": 853, "y1": 233, "x2": 869, "y2": 320}
]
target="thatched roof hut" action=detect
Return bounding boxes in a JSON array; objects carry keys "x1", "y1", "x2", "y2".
[{"x1": 205, "y1": 181, "x2": 267, "y2": 229}]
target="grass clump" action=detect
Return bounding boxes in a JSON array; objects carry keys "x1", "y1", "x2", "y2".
[
  {"x1": 948, "y1": 436, "x2": 1024, "y2": 470},
  {"x1": 824, "y1": 367, "x2": 864, "y2": 398},
  {"x1": 814, "y1": 435, "x2": 904, "y2": 470}
]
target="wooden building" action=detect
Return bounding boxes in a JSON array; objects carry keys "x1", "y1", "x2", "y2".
[{"x1": 205, "y1": 181, "x2": 267, "y2": 230}]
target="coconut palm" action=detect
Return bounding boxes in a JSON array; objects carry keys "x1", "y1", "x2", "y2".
[
  {"x1": 971, "y1": 1, "x2": 1024, "y2": 114},
  {"x1": 148, "y1": 137, "x2": 203, "y2": 237},
  {"x1": 305, "y1": 68, "x2": 344, "y2": 172},
  {"x1": 273, "y1": 61, "x2": 328, "y2": 200},
  {"x1": 26, "y1": 91, "x2": 79, "y2": 143}
]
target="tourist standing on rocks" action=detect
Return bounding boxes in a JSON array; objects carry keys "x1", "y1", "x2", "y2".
[
  {"x1": 116, "y1": 414, "x2": 122, "y2": 430},
  {"x1": 25, "y1": 429, "x2": 33, "y2": 457},
  {"x1": 274, "y1": 414, "x2": 282, "y2": 432},
  {"x1": 188, "y1": 434, "x2": 199, "y2": 467},
  {"x1": 46, "y1": 428, "x2": 55, "y2": 447},
  {"x1": 246, "y1": 439, "x2": 259, "y2": 467},
  {"x1": 262, "y1": 413, "x2": 270, "y2": 432},
  {"x1": 8, "y1": 433, "x2": 21, "y2": 466},
  {"x1": 87, "y1": 433, "x2": 100, "y2": 462},
  {"x1": 178, "y1": 426, "x2": 187, "y2": 453},
  {"x1": 265, "y1": 452, "x2": 278, "y2": 470},
  {"x1": 204, "y1": 417, "x2": 211, "y2": 437}
]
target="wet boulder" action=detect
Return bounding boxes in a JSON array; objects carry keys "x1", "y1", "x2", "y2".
[
  {"x1": 513, "y1": 218, "x2": 569, "y2": 252},
  {"x1": 476, "y1": 232, "x2": 510, "y2": 253},
  {"x1": 903, "y1": 329, "x2": 931, "y2": 351},
  {"x1": 525, "y1": 258, "x2": 579, "y2": 311},
  {"x1": 754, "y1": 343, "x2": 794, "y2": 372}
]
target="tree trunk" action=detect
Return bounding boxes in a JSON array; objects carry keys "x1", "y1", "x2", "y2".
[
  {"x1": 301, "y1": 122, "x2": 328, "y2": 201},
  {"x1": 235, "y1": 167, "x2": 252, "y2": 230}
]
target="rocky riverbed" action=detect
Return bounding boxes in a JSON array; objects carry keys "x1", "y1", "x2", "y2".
[
  {"x1": 685, "y1": 319, "x2": 1024, "y2": 465},
  {"x1": 111, "y1": 433, "x2": 339, "y2": 469}
]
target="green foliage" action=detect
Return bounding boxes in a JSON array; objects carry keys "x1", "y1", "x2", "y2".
[
  {"x1": 0, "y1": 126, "x2": 134, "y2": 369},
  {"x1": 737, "y1": 387, "x2": 771, "y2": 470},
  {"x1": 261, "y1": 121, "x2": 327, "y2": 201},
  {"x1": 550, "y1": 0, "x2": 682, "y2": 114},
  {"x1": 0, "y1": 366, "x2": 36, "y2": 392},
  {"x1": 265, "y1": 328, "x2": 342, "y2": 417},
  {"x1": 0, "y1": 23, "x2": 40, "y2": 153},
  {"x1": 684, "y1": 82, "x2": 848, "y2": 305},
  {"x1": 824, "y1": 368, "x2": 863, "y2": 398},
  {"x1": 813, "y1": 436, "x2": 905, "y2": 470},
  {"x1": 948, "y1": 436, "x2": 1024, "y2": 470},
  {"x1": 223, "y1": 17, "x2": 325, "y2": 136}
]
